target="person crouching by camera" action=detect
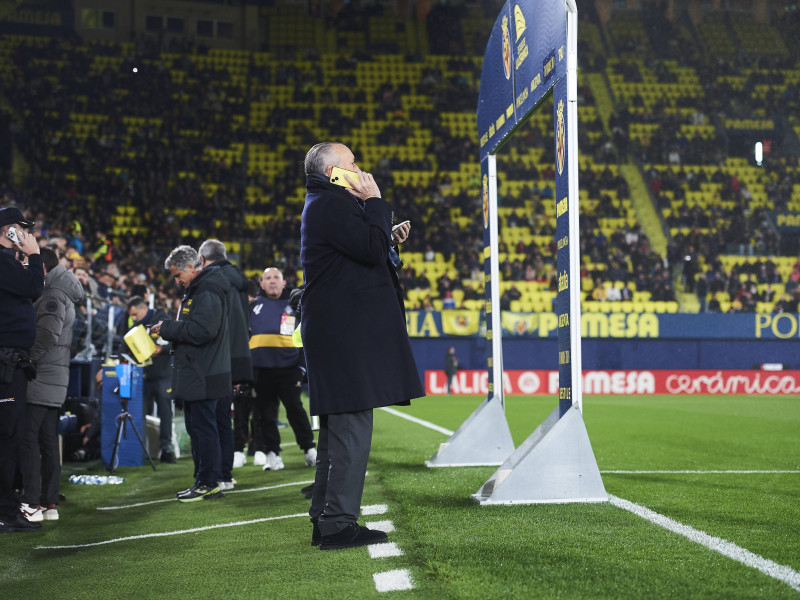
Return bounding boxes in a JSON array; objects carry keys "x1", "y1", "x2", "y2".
[
  {"x1": 0, "y1": 206, "x2": 44, "y2": 533},
  {"x1": 150, "y1": 246, "x2": 231, "y2": 503}
]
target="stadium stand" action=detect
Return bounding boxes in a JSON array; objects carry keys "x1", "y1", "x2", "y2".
[{"x1": 0, "y1": 2, "x2": 797, "y2": 317}]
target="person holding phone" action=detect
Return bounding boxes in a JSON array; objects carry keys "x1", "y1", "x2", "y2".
[
  {"x1": 300, "y1": 142, "x2": 424, "y2": 550},
  {"x1": 0, "y1": 206, "x2": 44, "y2": 533}
]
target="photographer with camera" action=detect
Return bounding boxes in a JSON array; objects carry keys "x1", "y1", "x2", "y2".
[
  {"x1": 19, "y1": 247, "x2": 83, "y2": 523},
  {"x1": 249, "y1": 267, "x2": 316, "y2": 472},
  {"x1": 0, "y1": 206, "x2": 44, "y2": 533}
]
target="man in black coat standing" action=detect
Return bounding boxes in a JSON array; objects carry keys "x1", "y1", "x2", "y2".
[
  {"x1": 0, "y1": 207, "x2": 43, "y2": 533},
  {"x1": 300, "y1": 142, "x2": 424, "y2": 550},
  {"x1": 198, "y1": 239, "x2": 254, "y2": 491}
]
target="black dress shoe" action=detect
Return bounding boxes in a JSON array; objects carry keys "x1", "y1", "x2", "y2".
[
  {"x1": 0, "y1": 513, "x2": 44, "y2": 533},
  {"x1": 319, "y1": 522, "x2": 387, "y2": 550},
  {"x1": 311, "y1": 519, "x2": 320, "y2": 546},
  {"x1": 160, "y1": 451, "x2": 177, "y2": 464}
]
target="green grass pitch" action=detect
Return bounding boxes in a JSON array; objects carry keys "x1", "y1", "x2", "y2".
[{"x1": 3, "y1": 394, "x2": 798, "y2": 599}]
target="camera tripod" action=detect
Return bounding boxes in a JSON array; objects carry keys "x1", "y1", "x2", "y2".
[{"x1": 108, "y1": 395, "x2": 158, "y2": 474}]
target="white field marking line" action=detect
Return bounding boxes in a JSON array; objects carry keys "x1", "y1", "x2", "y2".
[
  {"x1": 365, "y1": 519, "x2": 395, "y2": 534},
  {"x1": 379, "y1": 406, "x2": 454, "y2": 436},
  {"x1": 362, "y1": 504, "x2": 388, "y2": 516},
  {"x1": 604, "y1": 470, "x2": 800, "y2": 474},
  {"x1": 96, "y1": 480, "x2": 315, "y2": 510},
  {"x1": 368, "y1": 542, "x2": 404, "y2": 559},
  {"x1": 36, "y1": 512, "x2": 309, "y2": 550},
  {"x1": 382, "y1": 408, "x2": 800, "y2": 590},
  {"x1": 609, "y1": 494, "x2": 800, "y2": 593},
  {"x1": 380, "y1": 408, "x2": 797, "y2": 477},
  {"x1": 373, "y1": 569, "x2": 414, "y2": 593}
]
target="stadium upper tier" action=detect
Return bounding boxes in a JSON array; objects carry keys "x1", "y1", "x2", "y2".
[{"x1": 0, "y1": 5, "x2": 797, "y2": 314}]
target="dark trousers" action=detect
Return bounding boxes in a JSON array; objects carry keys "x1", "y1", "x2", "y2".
[
  {"x1": 144, "y1": 374, "x2": 173, "y2": 453},
  {"x1": 253, "y1": 367, "x2": 315, "y2": 455},
  {"x1": 0, "y1": 368, "x2": 27, "y2": 520},
  {"x1": 445, "y1": 371, "x2": 456, "y2": 394},
  {"x1": 19, "y1": 404, "x2": 60, "y2": 507},
  {"x1": 183, "y1": 397, "x2": 221, "y2": 488},
  {"x1": 232, "y1": 385, "x2": 258, "y2": 454},
  {"x1": 309, "y1": 410, "x2": 373, "y2": 536},
  {"x1": 216, "y1": 396, "x2": 234, "y2": 482}
]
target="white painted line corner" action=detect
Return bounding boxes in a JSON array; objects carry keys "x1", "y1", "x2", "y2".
[
  {"x1": 373, "y1": 569, "x2": 414, "y2": 592},
  {"x1": 368, "y1": 542, "x2": 405, "y2": 559}
]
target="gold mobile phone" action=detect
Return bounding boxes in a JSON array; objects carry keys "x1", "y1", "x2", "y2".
[{"x1": 330, "y1": 167, "x2": 359, "y2": 189}]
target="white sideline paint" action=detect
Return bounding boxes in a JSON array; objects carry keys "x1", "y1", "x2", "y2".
[
  {"x1": 609, "y1": 495, "x2": 800, "y2": 592},
  {"x1": 379, "y1": 407, "x2": 454, "y2": 436},
  {"x1": 365, "y1": 519, "x2": 395, "y2": 533},
  {"x1": 96, "y1": 480, "x2": 315, "y2": 510},
  {"x1": 368, "y1": 542, "x2": 405, "y2": 559},
  {"x1": 373, "y1": 569, "x2": 414, "y2": 593},
  {"x1": 362, "y1": 504, "x2": 389, "y2": 516},
  {"x1": 604, "y1": 470, "x2": 800, "y2": 474},
  {"x1": 383, "y1": 407, "x2": 800, "y2": 590},
  {"x1": 36, "y1": 512, "x2": 309, "y2": 550}
]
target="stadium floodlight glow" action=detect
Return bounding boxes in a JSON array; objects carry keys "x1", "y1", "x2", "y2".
[
  {"x1": 426, "y1": 0, "x2": 607, "y2": 503},
  {"x1": 755, "y1": 141, "x2": 763, "y2": 166}
]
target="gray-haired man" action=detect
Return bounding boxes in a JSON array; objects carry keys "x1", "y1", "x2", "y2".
[{"x1": 151, "y1": 245, "x2": 231, "y2": 502}]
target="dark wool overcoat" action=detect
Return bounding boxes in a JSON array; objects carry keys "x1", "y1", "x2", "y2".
[{"x1": 300, "y1": 173, "x2": 424, "y2": 416}]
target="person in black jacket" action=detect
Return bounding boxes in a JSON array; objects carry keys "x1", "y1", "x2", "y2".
[
  {"x1": 198, "y1": 239, "x2": 254, "y2": 491},
  {"x1": 152, "y1": 246, "x2": 231, "y2": 503},
  {"x1": 0, "y1": 206, "x2": 44, "y2": 533},
  {"x1": 126, "y1": 296, "x2": 176, "y2": 463},
  {"x1": 301, "y1": 142, "x2": 424, "y2": 550}
]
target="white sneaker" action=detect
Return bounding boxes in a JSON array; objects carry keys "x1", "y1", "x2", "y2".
[
  {"x1": 43, "y1": 505, "x2": 59, "y2": 520},
  {"x1": 253, "y1": 450, "x2": 267, "y2": 466},
  {"x1": 263, "y1": 451, "x2": 284, "y2": 471},
  {"x1": 233, "y1": 451, "x2": 246, "y2": 468},
  {"x1": 305, "y1": 447, "x2": 317, "y2": 467},
  {"x1": 218, "y1": 479, "x2": 236, "y2": 491},
  {"x1": 20, "y1": 503, "x2": 43, "y2": 522}
]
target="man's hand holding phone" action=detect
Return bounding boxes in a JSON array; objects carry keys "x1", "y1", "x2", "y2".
[
  {"x1": 7, "y1": 226, "x2": 39, "y2": 256},
  {"x1": 331, "y1": 166, "x2": 381, "y2": 200},
  {"x1": 391, "y1": 220, "x2": 411, "y2": 244}
]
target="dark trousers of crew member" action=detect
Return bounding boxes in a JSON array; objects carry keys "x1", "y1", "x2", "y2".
[
  {"x1": 19, "y1": 404, "x2": 60, "y2": 508},
  {"x1": 233, "y1": 386, "x2": 259, "y2": 454},
  {"x1": 253, "y1": 367, "x2": 315, "y2": 454},
  {"x1": 0, "y1": 367, "x2": 27, "y2": 521},
  {"x1": 144, "y1": 374, "x2": 173, "y2": 454},
  {"x1": 182, "y1": 397, "x2": 221, "y2": 488},
  {"x1": 216, "y1": 396, "x2": 234, "y2": 482},
  {"x1": 309, "y1": 410, "x2": 372, "y2": 536}
]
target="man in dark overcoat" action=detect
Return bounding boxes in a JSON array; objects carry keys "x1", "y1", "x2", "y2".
[{"x1": 300, "y1": 142, "x2": 424, "y2": 550}]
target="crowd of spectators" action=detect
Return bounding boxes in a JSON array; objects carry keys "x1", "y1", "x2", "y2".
[{"x1": 0, "y1": 5, "x2": 798, "y2": 317}]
